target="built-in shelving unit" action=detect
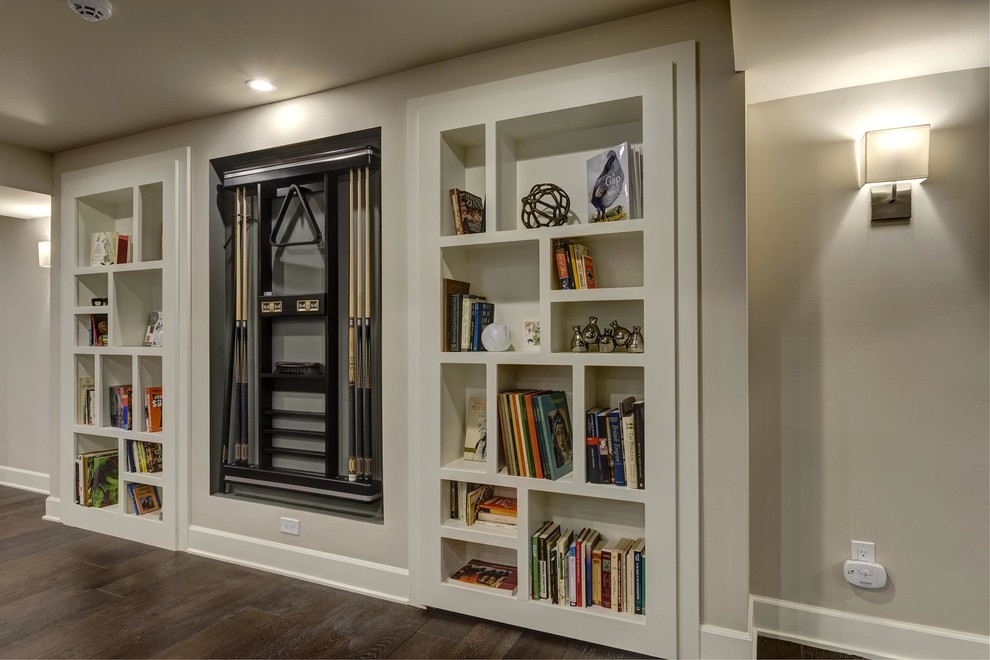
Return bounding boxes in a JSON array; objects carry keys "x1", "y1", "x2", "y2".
[
  {"x1": 411, "y1": 44, "x2": 698, "y2": 657},
  {"x1": 60, "y1": 148, "x2": 188, "y2": 550}
]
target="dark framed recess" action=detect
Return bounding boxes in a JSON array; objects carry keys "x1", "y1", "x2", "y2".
[{"x1": 209, "y1": 129, "x2": 383, "y2": 521}]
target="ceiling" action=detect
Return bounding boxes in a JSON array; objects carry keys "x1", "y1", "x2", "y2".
[
  {"x1": 0, "y1": 0, "x2": 687, "y2": 153},
  {"x1": 0, "y1": 3, "x2": 982, "y2": 221}
]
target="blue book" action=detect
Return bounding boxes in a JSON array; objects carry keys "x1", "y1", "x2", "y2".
[
  {"x1": 585, "y1": 407, "x2": 602, "y2": 483},
  {"x1": 607, "y1": 408, "x2": 626, "y2": 487},
  {"x1": 472, "y1": 302, "x2": 495, "y2": 351},
  {"x1": 535, "y1": 392, "x2": 573, "y2": 481}
]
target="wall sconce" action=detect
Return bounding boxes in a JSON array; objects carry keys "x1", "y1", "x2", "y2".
[
  {"x1": 862, "y1": 124, "x2": 930, "y2": 222},
  {"x1": 38, "y1": 240, "x2": 51, "y2": 268}
]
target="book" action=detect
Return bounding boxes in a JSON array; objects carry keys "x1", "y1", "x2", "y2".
[
  {"x1": 144, "y1": 311, "x2": 163, "y2": 347},
  {"x1": 531, "y1": 520, "x2": 552, "y2": 599},
  {"x1": 78, "y1": 377, "x2": 95, "y2": 425},
  {"x1": 534, "y1": 391, "x2": 573, "y2": 481},
  {"x1": 596, "y1": 408, "x2": 612, "y2": 484},
  {"x1": 90, "y1": 314, "x2": 108, "y2": 346},
  {"x1": 450, "y1": 188, "x2": 485, "y2": 235},
  {"x1": 465, "y1": 483, "x2": 493, "y2": 526},
  {"x1": 585, "y1": 407, "x2": 603, "y2": 483},
  {"x1": 633, "y1": 400, "x2": 645, "y2": 489},
  {"x1": 441, "y1": 278, "x2": 471, "y2": 352},
  {"x1": 471, "y1": 302, "x2": 495, "y2": 351},
  {"x1": 131, "y1": 483, "x2": 161, "y2": 515},
  {"x1": 587, "y1": 142, "x2": 631, "y2": 223},
  {"x1": 554, "y1": 527, "x2": 572, "y2": 605},
  {"x1": 620, "y1": 397, "x2": 638, "y2": 490},
  {"x1": 552, "y1": 239, "x2": 575, "y2": 289},
  {"x1": 463, "y1": 396, "x2": 487, "y2": 461},
  {"x1": 87, "y1": 451, "x2": 119, "y2": 508},
  {"x1": 447, "y1": 559, "x2": 518, "y2": 595},
  {"x1": 109, "y1": 384, "x2": 133, "y2": 430},
  {"x1": 607, "y1": 407, "x2": 626, "y2": 487},
  {"x1": 459, "y1": 295, "x2": 484, "y2": 351},
  {"x1": 90, "y1": 232, "x2": 115, "y2": 266},
  {"x1": 145, "y1": 386, "x2": 163, "y2": 433},
  {"x1": 539, "y1": 523, "x2": 561, "y2": 599},
  {"x1": 115, "y1": 233, "x2": 129, "y2": 264}
]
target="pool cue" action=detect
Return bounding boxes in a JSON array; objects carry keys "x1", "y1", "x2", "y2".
[
  {"x1": 239, "y1": 186, "x2": 250, "y2": 466},
  {"x1": 347, "y1": 170, "x2": 358, "y2": 481},
  {"x1": 355, "y1": 168, "x2": 366, "y2": 481},
  {"x1": 227, "y1": 188, "x2": 241, "y2": 465},
  {"x1": 361, "y1": 166, "x2": 372, "y2": 482}
]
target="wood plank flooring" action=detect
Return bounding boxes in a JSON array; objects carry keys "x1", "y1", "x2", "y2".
[{"x1": 0, "y1": 486, "x2": 651, "y2": 659}]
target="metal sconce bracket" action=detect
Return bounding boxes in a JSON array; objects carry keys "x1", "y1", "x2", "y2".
[{"x1": 870, "y1": 182, "x2": 912, "y2": 222}]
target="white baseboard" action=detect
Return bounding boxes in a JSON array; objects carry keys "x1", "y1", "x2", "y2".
[
  {"x1": 43, "y1": 496, "x2": 61, "y2": 522},
  {"x1": 701, "y1": 624, "x2": 753, "y2": 659},
  {"x1": 0, "y1": 465, "x2": 49, "y2": 494},
  {"x1": 752, "y1": 596, "x2": 990, "y2": 660},
  {"x1": 187, "y1": 525, "x2": 409, "y2": 604}
]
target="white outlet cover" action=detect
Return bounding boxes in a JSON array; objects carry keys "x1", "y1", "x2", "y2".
[
  {"x1": 851, "y1": 540, "x2": 875, "y2": 563},
  {"x1": 844, "y1": 560, "x2": 887, "y2": 589},
  {"x1": 280, "y1": 517, "x2": 300, "y2": 535}
]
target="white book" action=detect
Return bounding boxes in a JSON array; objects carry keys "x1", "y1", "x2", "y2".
[{"x1": 587, "y1": 142, "x2": 631, "y2": 223}]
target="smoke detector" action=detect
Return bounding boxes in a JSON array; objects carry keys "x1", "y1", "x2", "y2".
[{"x1": 67, "y1": 0, "x2": 112, "y2": 22}]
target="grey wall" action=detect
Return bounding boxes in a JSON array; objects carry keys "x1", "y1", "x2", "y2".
[
  {"x1": 0, "y1": 141, "x2": 52, "y2": 194},
  {"x1": 748, "y1": 68, "x2": 989, "y2": 635},
  {"x1": 0, "y1": 216, "x2": 52, "y2": 476},
  {"x1": 51, "y1": 0, "x2": 748, "y2": 631}
]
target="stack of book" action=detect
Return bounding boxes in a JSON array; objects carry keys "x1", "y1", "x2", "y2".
[
  {"x1": 552, "y1": 239, "x2": 597, "y2": 290},
  {"x1": 441, "y1": 278, "x2": 494, "y2": 352},
  {"x1": 90, "y1": 231, "x2": 130, "y2": 266},
  {"x1": 126, "y1": 439, "x2": 163, "y2": 474},
  {"x1": 108, "y1": 384, "x2": 133, "y2": 430},
  {"x1": 497, "y1": 390, "x2": 573, "y2": 480},
  {"x1": 447, "y1": 482, "x2": 518, "y2": 530},
  {"x1": 74, "y1": 449, "x2": 119, "y2": 508},
  {"x1": 126, "y1": 483, "x2": 162, "y2": 517},
  {"x1": 585, "y1": 396, "x2": 644, "y2": 489},
  {"x1": 78, "y1": 377, "x2": 95, "y2": 425},
  {"x1": 531, "y1": 522, "x2": 646, "y2": 615}
]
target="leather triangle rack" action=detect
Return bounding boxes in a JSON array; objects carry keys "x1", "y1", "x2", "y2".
[{"x1": 270, "y1": 183, "x2": 323, "y2": 247}]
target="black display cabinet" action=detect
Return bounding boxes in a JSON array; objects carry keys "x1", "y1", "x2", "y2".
[{"x1": 210, "y1": 129, "x2": 383, "y2": 517}]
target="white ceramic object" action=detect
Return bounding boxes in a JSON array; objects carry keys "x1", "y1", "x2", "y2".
[{"x1": 481, "y1": 322, "x2": 511, "y2": 352}]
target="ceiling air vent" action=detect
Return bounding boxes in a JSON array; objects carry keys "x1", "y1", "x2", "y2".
[{"x1": 67, "y1": 0, "x2": 112, "y2": 22}]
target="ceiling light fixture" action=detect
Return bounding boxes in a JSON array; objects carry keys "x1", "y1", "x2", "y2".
[
  {"x1": 67, "y1": 0, "x2": 112, "y2": 22},
  {"x1": 246, "y1": 79, "x2": 277, "y2": 92}
]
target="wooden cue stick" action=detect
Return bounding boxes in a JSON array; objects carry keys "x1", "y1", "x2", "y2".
[
  {"x1": 362, "y1": 166, "x2": 372, "y2": 481},
  {"x1": 227, "y1": 188, "x2": 241, "y2": 465},
  {"x1": 240, "y1": 187, "x2": 249, "y2": 465},
  {"x1": 355, "y1": 167, "x2": 365, "y2": 480},
  {"x1": 347, "y1": 170, "x2": 357, "y2": 481}
]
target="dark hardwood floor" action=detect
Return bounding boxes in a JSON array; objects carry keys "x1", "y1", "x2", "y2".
[{"x1": 0, "y1": 486, "x2": 651, "y2": 659}]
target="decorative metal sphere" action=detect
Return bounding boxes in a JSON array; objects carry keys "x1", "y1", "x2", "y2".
[{"x1": 521, "y1": 183, "x2": 570, "y2": 228}]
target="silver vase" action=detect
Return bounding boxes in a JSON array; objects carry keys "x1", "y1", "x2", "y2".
[
  {"x1": 610, "y1": 320, "x2": 630, "y2": 347},
  {"x1": 570, "y1": 325, "x2": 588, "y2": 352},
  {"x1": 581, "y1": 316, "x2": 601, "y2": 345},
  {"x1": 598, "y1": 327, "x2": 615, "y2": 353},
  {"x1": 627, "y1": 325, "x2": 644, "y2": 353}
]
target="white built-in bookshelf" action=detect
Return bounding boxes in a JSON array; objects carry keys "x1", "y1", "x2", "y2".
[
  {"x1": 411, "y1": 44, "x2": 698, "y2": 656},
  {"x1": 60, "y1": 148, "x2": 188, "y2": 550}
]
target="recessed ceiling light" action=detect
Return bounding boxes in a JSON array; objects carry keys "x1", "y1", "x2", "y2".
[{"x1": 246, "y1": 79, "x2": 277, "y2": 92}]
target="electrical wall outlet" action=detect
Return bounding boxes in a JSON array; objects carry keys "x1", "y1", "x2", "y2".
[
  {"x1": 851, "y1": 540, "x2": 875, "y2": 563},
  {"x1": 280, "y1": 517, "x2": 300, "y2": 535}
]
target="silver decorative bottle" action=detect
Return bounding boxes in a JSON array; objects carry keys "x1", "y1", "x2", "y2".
[
  {"x1": 627, "y1": 325, "x2": 644, "y2": 353},
  {"x1": 598, "y1": 327, "x2": 616, "y2": 353},
  {"x1": 581, "y1": 316, "x2": 601, "y2": 344},
  {"x1": 570, "y1": 325, "x2": 588, "y2": 352},
  {"x1": 610, "y1": 320, "x2": 630, "y2": 347}
]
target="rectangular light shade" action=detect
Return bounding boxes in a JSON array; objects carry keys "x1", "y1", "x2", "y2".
[
  {"x1": 863, "y1": 124, "x2": 930, "y2": 184},
  {"x1": 38, "y1": 240, "x2": 51, "y2": 268}
]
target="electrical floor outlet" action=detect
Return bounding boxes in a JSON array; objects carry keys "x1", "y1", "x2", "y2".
[{"x1": 280, "y1": 517, "x2": 300, "y2": 535}]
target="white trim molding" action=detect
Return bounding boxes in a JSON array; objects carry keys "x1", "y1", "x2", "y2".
[
  {"x1": 0, "y1": 465, "x2": 49, "y2": 494},
  {"x1": 43, "y1": 496, "x2": 61, "y2": 522},
  {"x1": 701, "y1": 624, "x2": 753, "y2": 659},
  {"x1": 187, "y1": 525, "x2": 410, "y2": 604},
  {"x1": 752, "y1": 596, "x2": 990, "y2": 660}
]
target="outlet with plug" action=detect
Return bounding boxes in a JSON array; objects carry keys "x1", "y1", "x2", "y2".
[
  {"x1": 280, "y1": 516, "x2": 300, "y2": 536},
  {"x1": 844, "y1": 539, "x2": 886, "y2": 588}
]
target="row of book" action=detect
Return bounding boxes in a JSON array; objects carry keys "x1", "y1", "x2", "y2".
[
  {"x1": 87, "y1": 314, "x2": 108, "y2": 346},
  {"x1": 74, "y1": 449, "x2": 119, "y2": 508},
  {"x1": 109, "y1": 385, "x2": 133, "y2": 430},
  {"x1": 449, "y1": 188, "x2": 485, "y2": 235},
  {"x1": 447, "y1": 481, "x2": 518, "y2": 528},
  {"x1": 125, "y1": 439, "x2": 163, "y2": 474},
  {"x1": 442, "y1": 278, "x2": 494, "y2": 352},
  {"x1": 586, "y1": 397, "x2": 644, "y2": 489},
  {"x1": 553, "y1": 239, "x2": 597, "y2": 290},
  {"x1": 497, "y1": 390, "x2": 573, "y2": 480},
  {"x1": 90, "y1": 231, "x2": 130, "y2": 266},
  {"x1": 126, "y1": 483, "x2": 162, "y2": 517},
  {"x1": 531, "y1": 521, "x2": 646, "y2": 614}
]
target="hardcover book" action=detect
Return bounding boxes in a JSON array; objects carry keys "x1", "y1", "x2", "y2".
[
  {"x1": 90, "y1": 232, "x2": 115, "y2": 266},
  {"x1": 463, "y1": 396, "x2": 487, "y2": 461},
  {"x1": 450, "y1": 188, "x2": 485, "y2": 235},
  {"x1": 87, "y1": 452, "x2": 119, "y2": 508},
  {"x1": 145, "y1": 386, "x2": 163, "y2": 433},
  {"x1": 131, "y1": 483, "x2": 161, "y2": 515},
  {"x1": 441, "y1": 278, "x2": 470, "y2": 351},
  {"x1": 447, "y1": 559, "x2": 518, "y2": 595},
  {"x1": 534, "y1": 391, "x2": 573, "y2": 481},
  {"x1": 587, "y1": 142, "x2": 631, "y2": 223}
]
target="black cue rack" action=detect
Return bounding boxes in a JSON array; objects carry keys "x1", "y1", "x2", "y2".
[{"x1": 210, "y1": 129, "x2": 383, "y2": 510}]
